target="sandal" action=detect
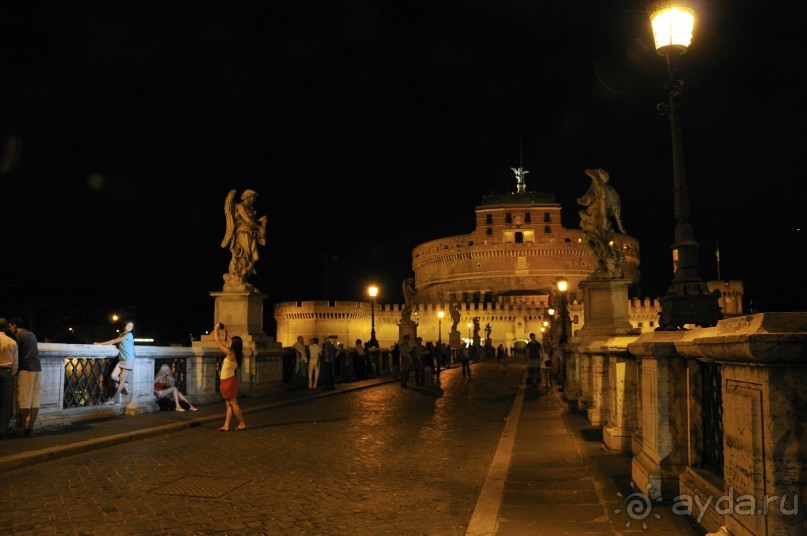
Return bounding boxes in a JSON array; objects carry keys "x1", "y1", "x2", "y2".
[
  {"x1": 218, "y1": 427, "x2": 230, "y2": 432},
  {"x1": 235, "y1": 425, "x2": 247, "y2": 431}
]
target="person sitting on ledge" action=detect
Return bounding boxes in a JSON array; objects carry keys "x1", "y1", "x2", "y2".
[{"x1": 154, "y1": 364, "x2": 197, "y2": 411}]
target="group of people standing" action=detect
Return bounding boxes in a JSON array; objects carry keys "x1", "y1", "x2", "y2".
[
  {"x1": 292, "y1": 335, "x2": 338, "y2": 391},
  {"x1": 0, "y1": 316, "x2": 41, "y2": 439},
  {"x1": 396, "y1": 334, "x2": 451, "y2": 387}
]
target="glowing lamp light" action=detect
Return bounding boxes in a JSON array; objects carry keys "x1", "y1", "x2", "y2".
[{"x1": 649, "y1": 2, "x2": 695, "y2": 54}]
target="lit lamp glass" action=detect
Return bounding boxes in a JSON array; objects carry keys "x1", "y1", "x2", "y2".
[
  {"x1": 548, "y1": 308, "x2": 555, "y2": 317},
  {"x1": 649, "y1": 2, "x2": 695, "y2": 54}
]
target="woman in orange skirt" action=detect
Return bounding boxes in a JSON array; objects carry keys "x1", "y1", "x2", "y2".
[{"x1": 213, "y1": 323, "x2": 247, "y2": 431}]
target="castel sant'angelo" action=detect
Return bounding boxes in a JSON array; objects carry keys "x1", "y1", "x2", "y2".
[{"x1": 274, "y1": 169, "x2": 742, "y2": 350}]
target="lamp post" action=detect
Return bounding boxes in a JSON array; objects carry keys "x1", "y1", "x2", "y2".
[
  {"x1": 556, "y1": 277, "x2": 568, "y2": 347},
  {"x1": 649, "y1": 1, "x2": 721, "y2": 330},
  {"x1": 368, "y1": 285, "x2": 378, "y2": 347},
  {"x1": 467, "y1": 321, "x2": 472, "y2": 345},
  {"x1": 437, "y1": 311, "x2": 444, "y2": 345},
  {"x1": 556, "y1": 277, "x2": 569, "y2": 388}
]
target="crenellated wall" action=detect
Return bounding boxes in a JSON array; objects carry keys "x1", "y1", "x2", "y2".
[{"x1": 274, "y1": 297, "x2": 666, "y2": 348}]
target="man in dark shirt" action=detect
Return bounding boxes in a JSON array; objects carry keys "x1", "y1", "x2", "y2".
[
  {"x1": 320, "y1": 336, "x2": 337, "y2": 390},
  {"x1": 9, "y1": 317, "x2": 40, "y2": 437},
  {"x1": 526, "y1": 332, "x2": 543, "y2": 388}
]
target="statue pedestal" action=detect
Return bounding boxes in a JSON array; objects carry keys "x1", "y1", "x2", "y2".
[
  {"x1": 398, "y1": 320, "x2": 418, "y2": 342},
  {"x1": 577, "y1": 278, "x2": 636, "y2": 337},
  {"x1": 449, "y1": 330, "x2": 462, "y2": 350},
  {"x1": 194, "y1": 279, "x2": 279, "y2": 351},
  {"x1": 193, "y1": 280, "x2": 284, "y2": 398}
]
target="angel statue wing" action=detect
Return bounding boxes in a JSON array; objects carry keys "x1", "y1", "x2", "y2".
[{"x1": 220, "y1": 189, "x2": 237, "y2": 248}]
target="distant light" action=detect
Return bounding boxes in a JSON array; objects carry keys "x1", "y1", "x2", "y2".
[
  {"x1": 438, "y1": 311, "x2": 444, "y2": 319},
  {"x1": 134, "y1": 338, "x2": 154, "y2": 343},
  {"x1": 368, "y1": 285, "x2": 378, "y2": 298},
  {"x1": 557, "y1": 277, "x2": 568, "y2": 293}
]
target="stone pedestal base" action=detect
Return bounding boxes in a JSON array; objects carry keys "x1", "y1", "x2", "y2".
[
  {"x1": 398, "y1": 320, "x2": 417, "y2": 342},
  {"x1": 578, "y1": 279, "x2": 636, "y2": 337},
  {"x1": 631, "y1": 449, "x2": 663, "y2": 500},
  {"x1": 195, "y1": 284, "x2": 280, "y2": 352},
  {"x1": 603, "y1": 424, "x2": 632, "y2": 452},
  {"x1": 587, "y1": 406, "x2": 607, "y2": 427},
  {"x1": 449, "y1": 330, "x2": 462, "y2": 350}
]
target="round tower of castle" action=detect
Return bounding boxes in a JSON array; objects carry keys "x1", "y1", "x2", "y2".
[{"x1": 411, "y1": 171, "x2": 640, "y2": 305}]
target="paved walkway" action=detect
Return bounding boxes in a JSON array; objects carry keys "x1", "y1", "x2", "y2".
[{"x1": 0, "y1": 362, "x2": 705, "y2": 535}]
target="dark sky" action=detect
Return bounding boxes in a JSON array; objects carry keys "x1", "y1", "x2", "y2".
[{"x1": 1, "y1": 1, "x2": 804, "y2": 343}]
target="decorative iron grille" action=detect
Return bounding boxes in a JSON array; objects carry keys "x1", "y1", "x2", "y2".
[
  {"x1": 700, "y1": 361, "x2": 724, "y2": 477},
  {"x1": 63, "y1": 357, "x2": 116, "y2": 407}
]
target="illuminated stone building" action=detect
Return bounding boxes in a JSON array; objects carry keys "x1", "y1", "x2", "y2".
[{"x1": 274, "y1": 174, "x2": 740, "y2": 349}]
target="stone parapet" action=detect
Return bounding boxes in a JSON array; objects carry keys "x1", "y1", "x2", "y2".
[{"x1": 627, "y1": 313, "x2": 807, "y2": 536}]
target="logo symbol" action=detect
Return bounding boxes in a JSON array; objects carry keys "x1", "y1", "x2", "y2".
[{"x1": 614, "y1": 481, "x2": 663, "y2": 529}]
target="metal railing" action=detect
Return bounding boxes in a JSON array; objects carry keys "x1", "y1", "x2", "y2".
[
  {"x1": 700, "y1": 360, "x2": 724, "y2": 477},
  {"x1": 63, "y1": 357, "x2": 116, "y2": 407}
]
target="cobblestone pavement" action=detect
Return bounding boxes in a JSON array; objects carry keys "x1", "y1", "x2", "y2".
[{"x1": 1, "y1": 362, "x2": 523, "y2": 535}]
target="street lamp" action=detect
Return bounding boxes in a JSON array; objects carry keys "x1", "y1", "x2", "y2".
[
  {"x1": 649, "y1": 1, "x2": 721, "y2": 330},
  {"x1": 437, "y1": 311, "x2": 444, "y2": 345},
  {"x1": 467, "y1": 321, "x2": 472, "y2": 344},
  {"x1": 368, "y1": 285, "x2": 378, "y2": 347},
  {"x1": 556, "y1": 277, "x2": 568, "y2": 347},
  {"x1": 556, "y1": 276, "x2": 569, "y2": 388}
]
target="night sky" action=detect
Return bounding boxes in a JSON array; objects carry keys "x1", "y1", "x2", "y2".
[{"x1": 1, "y1": 1, "x2": 803, "y2": 343}]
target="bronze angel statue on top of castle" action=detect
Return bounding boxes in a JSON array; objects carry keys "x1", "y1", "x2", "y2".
[{"x1": 221, "y1": 189, "x2": 267, "y2": 284}]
